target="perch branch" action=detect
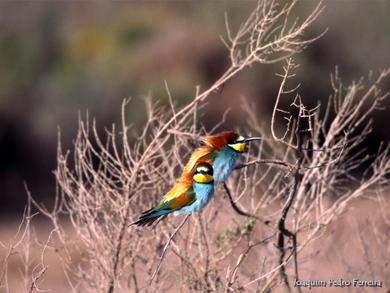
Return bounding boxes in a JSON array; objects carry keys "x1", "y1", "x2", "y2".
[
  {"x1": 223, "y1": 183, "x2": 271, "y2": 226},
  {"x1": 235, "y1": 159, "x2": 293, "y2": 170}
]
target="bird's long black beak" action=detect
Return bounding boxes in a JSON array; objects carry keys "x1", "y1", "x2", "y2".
[{"x1": 243, "y1": 136, "x2": 262, "y2": 142}]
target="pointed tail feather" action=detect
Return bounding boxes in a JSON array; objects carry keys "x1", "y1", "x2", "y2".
[
  {"x1": 140, "y1": 207, "x2": 154, "y2": 215},
  {"x1": 131, "y1": 215, "x2": 159, "y2": 227},
  {"x1": 131, "y1": 209, "x2": 171, "y2": 227}
]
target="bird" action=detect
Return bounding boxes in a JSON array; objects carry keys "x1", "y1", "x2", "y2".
[
  {"x1": 131, "y1": 161, "x2": 215, "y2": 226},
  {"x1": 132, "y1": 131, "x2": 260, "y2": 226},
  {"x1": 183, "y1": 131, "x2": 261, "y2": 184}
]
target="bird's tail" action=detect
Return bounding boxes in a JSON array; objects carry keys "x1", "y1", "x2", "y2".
[{"x1": 130, "y1": 208, "x2": 170, "y2": 227}]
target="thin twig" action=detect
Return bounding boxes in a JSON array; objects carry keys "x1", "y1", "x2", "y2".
[
  {"x1": 223, "y1": 183, "x2": 271, "y2": 226},
  {"x1": 149, "y1": 215, "x2": 190, "y2": 285},
  {"x1": 226, "y1": 234, "x2": 275, "y2": 292},
  {"x1": 235, "y1": 159, "x2": 293, "y2": 170}
]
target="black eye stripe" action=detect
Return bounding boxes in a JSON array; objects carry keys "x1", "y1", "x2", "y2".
[
  {"x1": 235, "y1": 135, "x2": 245, "y2": 143},
  {"x1": 228, "y1": 135, "x2": 245, "y2": 144},
  {"x1": 195, "y1": 164, "x2": 213, "y2": 175},
  {"x1": 196, "y1": 170, "x2": 212, "y2": 174}
]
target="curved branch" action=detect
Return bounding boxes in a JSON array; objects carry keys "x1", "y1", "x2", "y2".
[{"x1": 223, "y1": 183, "x2": 271, "y2": 227}]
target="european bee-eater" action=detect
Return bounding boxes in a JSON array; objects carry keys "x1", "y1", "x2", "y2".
[
  {"x1": 184, "y1": 131, "x2": 261, "y2": 184},
  {"x1": 132, "y1": 161, "x2": 215, "y2": 226}
]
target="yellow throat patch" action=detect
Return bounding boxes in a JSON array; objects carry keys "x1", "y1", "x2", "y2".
[
  {"x1": 229, "y1": 142, "x2": 245, "y2": 153},
  {"x1": 193, "y1": 173, "x2": 213, "y2": 184}
]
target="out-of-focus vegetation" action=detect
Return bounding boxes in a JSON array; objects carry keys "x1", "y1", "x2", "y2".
[{"x1": 0, "y1": 1, "x2": 389, "y2": 216}]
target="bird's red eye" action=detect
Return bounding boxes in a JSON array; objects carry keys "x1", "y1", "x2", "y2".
[{"x1": 227, "y1": 134, "x2": 238, "y2": 144}]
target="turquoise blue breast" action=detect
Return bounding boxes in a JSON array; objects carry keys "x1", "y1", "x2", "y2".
[
  {"x1": 212, "y1": 146, "x2": 240, "y2": 184},
  {"x1": 175, "y1": 146, "x2": 240, "y2": 214},
  {"x1": 177, "y1": 183, "x2": 214, "y2": 213}
]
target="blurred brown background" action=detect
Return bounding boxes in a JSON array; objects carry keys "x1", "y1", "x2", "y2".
[{"x1": 0, "y1": 0, "x2": 389, "y2": 218}]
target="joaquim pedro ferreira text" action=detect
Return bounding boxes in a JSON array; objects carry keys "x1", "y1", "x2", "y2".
[{"x1": 294, "y1": 278, "x2": 383, "y2": 290}]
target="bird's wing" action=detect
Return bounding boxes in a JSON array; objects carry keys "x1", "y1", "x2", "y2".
[
  {"x1": 156, "y1": 182, "x2": 196, "y2": 210},
  {"x1": 182, "y1": 146, "x2": 214, "y2": 175}
]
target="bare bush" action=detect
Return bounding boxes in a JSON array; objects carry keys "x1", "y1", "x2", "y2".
[
  {"x1": 0, "y1": 195, "x2": 54, "y2": 293},
  {"x1": 232, "y1": 60, "x2": 390, "y2": 291}
]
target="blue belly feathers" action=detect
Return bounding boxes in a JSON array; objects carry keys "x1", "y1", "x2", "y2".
[{"x1": 176, "y1": 182, "x2": 215, "y2": 214}]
